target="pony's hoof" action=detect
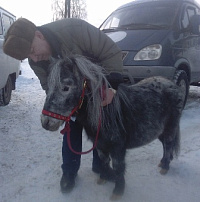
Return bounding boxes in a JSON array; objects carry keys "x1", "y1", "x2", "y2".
[
  {"x1": 97, "y1": 178, "x2": 107, "y2": 185},
  {"x1": 160, "y1": 168, "x2": 168, "y2": 175},
  {"x1": 110, "y1": 194, "x2": 122, "y2": 201}
]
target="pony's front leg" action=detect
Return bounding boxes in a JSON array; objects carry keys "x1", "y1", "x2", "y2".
[
  {"x1": 96, "y1": 150, "x2": 115, "y2": 184},
  {"x1": 110, "y1": 147, "x2": 126, "y2": 200}
]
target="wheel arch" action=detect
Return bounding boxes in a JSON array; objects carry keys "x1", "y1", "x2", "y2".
[
  {"x1": 174, "y1": 59, "x2": 191, "y2": 84},
  {"x1": 9, "y1": 72, "x2": 17, "y2": 90}
]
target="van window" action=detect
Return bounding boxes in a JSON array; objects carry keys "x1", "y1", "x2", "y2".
[
  {"x1": 0, "y1": 16, "x2": 3, "y2": 35},
  {"x1": 181, "y1": 6, "x2": 196, "y2": 29},
  {"x1": 100, "y1": 1, "x2": 179, "y2": 30},
  {"x1": 2, "y1": 14, "x2": 12, "y2": 34}
]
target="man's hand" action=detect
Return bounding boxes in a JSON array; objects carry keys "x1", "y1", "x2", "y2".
[{"x1": 101, "y1": 88, "x2": 116, "y2": 106}]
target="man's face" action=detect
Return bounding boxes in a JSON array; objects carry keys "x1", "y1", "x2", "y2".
[{"x1": 28, "y1": 31, "x2": 52, "y2": 62}]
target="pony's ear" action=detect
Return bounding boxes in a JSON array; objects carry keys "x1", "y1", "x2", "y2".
[
  {"x1": 49, "y1": 57, "x2": 60, "y2": 69},
  {"x1": 49, "y1": 56, "x2": 57, "y2": 63},
  {"x1": 60, "y1": 57, "x2": 75, "y2": 73},
  {"x1": 69, "y1": 57, "x2": 76, "y2": 66},
  {"x1": 63, "y1": 56, "x2": 76, "y2": 67}
]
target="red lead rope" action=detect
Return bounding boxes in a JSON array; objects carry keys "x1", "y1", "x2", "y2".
[
  {"x1": 42, "y1": 80, "x2": 102, "y2": 155},
  {"x1": 64, "y1": 110, "x2": 101, "y2": 155}
]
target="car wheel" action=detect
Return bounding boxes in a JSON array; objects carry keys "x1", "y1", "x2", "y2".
[
  {"x1": 0, "y1": 76, "x2": 13, "y2": 106},
  {"x1": 173, "y1": 70, "x2": 189, "y2": 108}
]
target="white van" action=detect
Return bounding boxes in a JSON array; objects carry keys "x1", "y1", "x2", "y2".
[{"x1": 0, "y1": 7, "x2": 20, "y2": 106}]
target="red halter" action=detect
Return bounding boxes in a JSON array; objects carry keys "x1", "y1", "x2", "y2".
[{"x1": 42, "y1": 80, "x2": 101, "y2": 155}]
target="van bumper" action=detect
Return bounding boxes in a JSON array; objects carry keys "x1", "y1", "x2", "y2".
[{"x1": 123, "y1": 65, "x2": 176, "y2": 83}]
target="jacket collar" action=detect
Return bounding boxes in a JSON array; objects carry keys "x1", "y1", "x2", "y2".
[{"x1": 37, "y1": 26, "x2": 62, "y2": 59}]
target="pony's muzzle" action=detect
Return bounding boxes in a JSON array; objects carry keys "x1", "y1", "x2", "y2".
[{"x1": 41, "y1": 114, "x2": 64, "y2": 131}]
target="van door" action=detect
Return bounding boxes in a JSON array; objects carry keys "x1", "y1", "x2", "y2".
[
  {"x1": 0, "y1": 11, "x2": 8, "y2": 89},
  {"x1": 180, "y1": 4, "x2": 200, "y2": 83},
  {"x1": 1, "y1": 13, "x2": 18, "y2": 74}
]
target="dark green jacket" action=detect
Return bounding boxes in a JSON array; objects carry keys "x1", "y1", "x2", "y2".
[{"x1": 30, "y1": 18, "x2": 123, "y2": 90}]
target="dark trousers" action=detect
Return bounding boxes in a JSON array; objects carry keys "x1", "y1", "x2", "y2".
[{"x1": 61, "y1": 120, "x2": 101, "y2": 175}]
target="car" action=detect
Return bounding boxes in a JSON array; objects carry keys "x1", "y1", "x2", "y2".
[
  {"x1": 0, "y1": 7, "x2": 20, "y2": 106},
  {"x1": 100, "y1": 0, "x2": 200, "y2": 105}
]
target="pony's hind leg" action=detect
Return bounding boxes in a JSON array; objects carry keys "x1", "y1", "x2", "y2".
[
  {"x1": 158, "y1": 123, "x2": 180, "y2": 174},
  {"x1": 158, "y1": 139, "x2": 174, "y2": 174}
]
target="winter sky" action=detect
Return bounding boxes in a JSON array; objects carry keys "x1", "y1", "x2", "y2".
[
  {"x1": 1, "y1": 0, "x2": 200, "y2": 27},
  {"x1": 0, "y1": 0, "x2": 134, "y2": 27}
]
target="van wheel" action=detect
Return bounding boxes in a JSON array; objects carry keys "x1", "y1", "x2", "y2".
[
  {"x1": 173, "y1": 70, "x2": 189, "y2": 108},
  {"x1": 0, "y1": 76, "x2": 13, "y2": 106}
]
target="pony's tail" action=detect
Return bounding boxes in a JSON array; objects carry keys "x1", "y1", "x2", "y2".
[{"x1": 173, "y1": 125, "x2": 181, "y2": 157}]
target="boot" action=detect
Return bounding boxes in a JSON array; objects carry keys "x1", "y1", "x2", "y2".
[{"x1": 60, "y1": 173, "x2": 77, "y2": 193}]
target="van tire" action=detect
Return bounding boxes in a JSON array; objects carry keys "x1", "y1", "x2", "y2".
[
  {"x1": 173, "y1": 70, "x2": 189, "y2": 108},
  {"x1": 0, "y1": 76, "x2": 13, "y2": 106}
]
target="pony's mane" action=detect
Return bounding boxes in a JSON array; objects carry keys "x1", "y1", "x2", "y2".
[
  {"x1": 47, "y1": 58, "x2": 63, "y2": 97},
  {"x1": 73, "y1": 55, "x2": 127, "y2": 133},
  {"x1": 73, "y1": 55, "x2": 109, "y2": 129}
]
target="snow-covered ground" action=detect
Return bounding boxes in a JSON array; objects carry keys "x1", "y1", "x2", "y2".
[{"x1": 0, "y1": 60, "x2": 200, "y2": 202}]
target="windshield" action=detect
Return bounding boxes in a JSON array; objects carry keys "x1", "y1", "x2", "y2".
[{"x1": 100, "y1": 2, "x2": 179, "y2": 30}]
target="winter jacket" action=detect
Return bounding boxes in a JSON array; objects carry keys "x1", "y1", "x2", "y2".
[{"x1": 29, "y1": 18, "x2": 123, "y2": 91}]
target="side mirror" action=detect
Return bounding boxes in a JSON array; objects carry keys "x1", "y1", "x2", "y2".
[{"x1": 189, "y1": 15, "x2": 200, "y2": 35}]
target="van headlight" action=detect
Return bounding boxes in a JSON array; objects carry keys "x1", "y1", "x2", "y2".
[{"x1": 134, "y1": 44, "x2": 162, "y2": 61}]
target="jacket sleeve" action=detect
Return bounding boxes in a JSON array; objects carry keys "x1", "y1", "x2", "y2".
[
  {"x1": 80, "y1": 21, "x2": 124, "y2": 89},
  {"x1": 80, "y1": 20, "x2": 123, "y2": 74},
  {"x1": 106, "y1": 72, "x2": 124, "y2": 90}
]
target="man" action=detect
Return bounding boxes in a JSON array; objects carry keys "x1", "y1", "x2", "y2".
[{"x1": 3, "y1": 18, "x2": 123, "y2": 193}]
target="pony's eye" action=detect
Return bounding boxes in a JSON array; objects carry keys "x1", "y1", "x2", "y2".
[{"x1": 62, "y1": 86, "x2": 69, "y2": 92}]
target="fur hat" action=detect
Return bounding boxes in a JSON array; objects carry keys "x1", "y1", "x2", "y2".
[{"x1": 3, "y1": 18, "x2": 37, "y2": 60}]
